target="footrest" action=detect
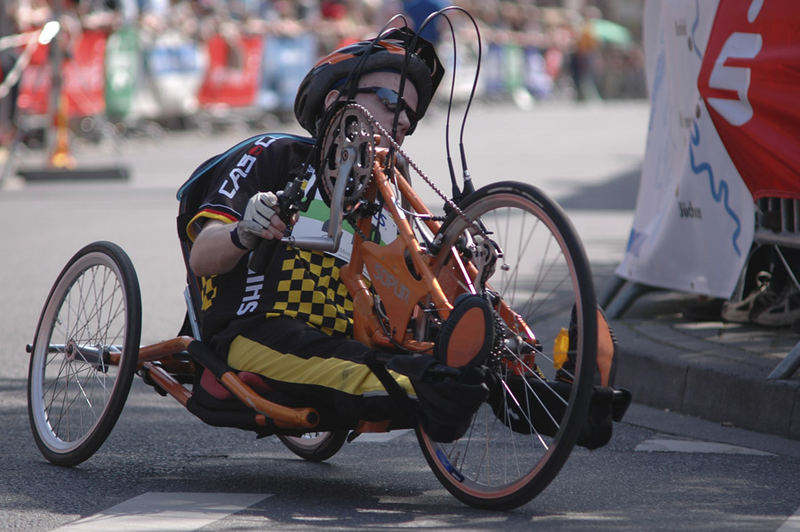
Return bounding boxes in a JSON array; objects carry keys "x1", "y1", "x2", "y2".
[{"x1": 611, "y1": 387, "x2": 632, "y2": 422}]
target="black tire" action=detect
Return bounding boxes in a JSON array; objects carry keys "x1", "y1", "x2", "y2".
[
  {"x1": 27, "y1": 241, "x2": 142, "y2": 466},
  {"x1": 416, "y1": 182, "x2": 598, "y2": 510},
  {"x1": 278, "y1": 431, "x2": 349, "y2": 462}
]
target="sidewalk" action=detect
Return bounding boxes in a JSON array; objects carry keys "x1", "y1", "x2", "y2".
[{"x1": 607, "y1": 285, "x2": 800, "y2": 441}]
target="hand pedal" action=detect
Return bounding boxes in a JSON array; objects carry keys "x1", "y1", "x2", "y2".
[{"x1": 435, "y1": 294, "x2": 495, "y2": 368}]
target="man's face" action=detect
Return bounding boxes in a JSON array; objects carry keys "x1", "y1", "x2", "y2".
[{"x1": 326, "y1": 71, "x2": 420, "y2": 146}]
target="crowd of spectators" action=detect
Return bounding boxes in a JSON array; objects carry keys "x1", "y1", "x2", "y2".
[{"x1": 1, "y1": 0, "x2": 646, "y2": 139}]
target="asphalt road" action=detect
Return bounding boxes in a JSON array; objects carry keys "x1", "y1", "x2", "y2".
[{"x1": 2, "y1": 101, "x2": 799, "y2": 530}]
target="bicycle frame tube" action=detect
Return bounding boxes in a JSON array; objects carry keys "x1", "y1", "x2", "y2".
[
  {"x1": 341, "y1": 150, "x2": 452, "y2": 349},
  {"x1": 390, "y1": 158, "x2": 537, "y2": 345}
]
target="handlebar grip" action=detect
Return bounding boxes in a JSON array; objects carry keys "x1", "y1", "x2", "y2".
[
  {"x1": 248, "y1": 237, "x2": 281, "y2": 273},
  {"x1": 247, "y1": 178, "x2": 304, "y2": 273}
]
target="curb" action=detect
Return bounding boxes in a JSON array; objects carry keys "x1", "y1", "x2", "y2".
[
  {"x1": 17, "y1": 166, "x2": 129, "y2": 181},
  {"x1": 611, "y1": 317, "x2": 800, "y2": 441}
]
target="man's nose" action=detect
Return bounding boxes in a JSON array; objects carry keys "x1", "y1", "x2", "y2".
[{"x1": 396, "y1": 109, "x2": 411, "y2": 132}]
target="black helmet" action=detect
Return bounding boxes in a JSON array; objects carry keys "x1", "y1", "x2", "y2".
[{"x1": 294, "y1": 26, "x2": 444, "y2": 137}]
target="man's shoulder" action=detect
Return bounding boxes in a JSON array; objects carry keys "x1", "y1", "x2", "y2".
[
  {"x1": 252, "y1": 132, "x2": 315, "y2": 150},
  {"x1": 220, "y1": 132, "x2": 314, "y2": 162},
  {"x1": 178, "y1": 133, "x2": 314, "y2": 202},
  {"x1": 196, "y1": 132, "x2": 313, "y2": 172},
  {"x1": 257, "y1": 133, "x2": 316, "y2": 163}
]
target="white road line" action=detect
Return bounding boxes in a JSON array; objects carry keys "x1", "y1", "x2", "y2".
[
  {"x1": 54, "y1": 492, "x2": 270, "y2": 531},
  {"x1": 634, "y1": 438, "x2": 775, "y2": 456},
  {"x1": 354, "y1": 429, "x2": 412, "y2": 442},
  {"x1": 778, "y1": 504, "x2": 800, "y2": 531}
]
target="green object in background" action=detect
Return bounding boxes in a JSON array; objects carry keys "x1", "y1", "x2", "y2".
[
  {"x1": 503, "y1": 44, "x2": 524, "y2": 92},
  {"x1": 105, "y1": 26, "x2": 139, "y2": 120},
  {"x1": 592, "y1": 19, "x2": 633, "y2": 46}
]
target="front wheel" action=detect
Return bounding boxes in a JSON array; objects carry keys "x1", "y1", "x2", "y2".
[
  {"x1": 27, "y1": 241, "x2": 142, "y2": 466},
  {"x1": 417, "y1": 182, "x2": 598, "y2": 510}
]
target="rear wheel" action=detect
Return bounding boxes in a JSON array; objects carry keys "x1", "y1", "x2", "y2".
[
  {"x1": 27, "y1": 241, "x2": 141, "y2": 466},
  {"x1": 417, "y1": 182, "x2": 597, "y2": 510},
  {"x1": 278, "y1": 431, "x2": 349, "y2": 462}
]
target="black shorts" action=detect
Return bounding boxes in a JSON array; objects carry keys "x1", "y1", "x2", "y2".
[{"x1": 212, "y1": 316, "x2": 417, "y2": 429}]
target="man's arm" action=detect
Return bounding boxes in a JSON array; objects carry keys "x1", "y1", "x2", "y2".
[
  {"x1": 190, "y1": 221, "x2": 248, "y2": 277},
  {"x1": 190, "y1": 216, "x2": 288, "y2": 277}
]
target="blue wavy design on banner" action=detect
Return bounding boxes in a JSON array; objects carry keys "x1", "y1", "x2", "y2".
[
  {"x1": 647, "y1": 49, "x2": 666, "y2": 134},
  {"x1": 689, "y1": 120, "x2": 742, "y2": 256},
  {"x1": 691, "y1": 0, "x2": 703, "y2": 60}
]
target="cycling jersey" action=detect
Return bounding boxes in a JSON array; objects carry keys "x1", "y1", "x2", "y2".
[
  {"x1": 184, "y1": 132, "x2": 418, "y2": 418},
  {"x1": 186, "y1": 133, "x2": 357, "y2": 339}
]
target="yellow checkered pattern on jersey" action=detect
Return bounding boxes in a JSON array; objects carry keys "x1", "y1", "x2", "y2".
[{"x1": 265, "y1": 249, "x2": 354, "y2": 336}]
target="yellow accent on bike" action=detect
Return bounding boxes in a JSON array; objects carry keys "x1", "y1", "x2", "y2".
[{"x1": 553, "y1": 327, "x2": 569, "y2": 370}]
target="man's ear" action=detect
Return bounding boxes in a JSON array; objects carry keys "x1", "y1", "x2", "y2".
[{"x1": 324, "y1": 90, "x2": 341, "y2": 111}]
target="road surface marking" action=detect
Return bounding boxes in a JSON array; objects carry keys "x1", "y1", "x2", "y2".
[
  {"x1": 54, "y1": 492, "x2": 270, "y2": 531},
  {"x1": 634, "y1": 438, "x2": 774, "y2": 456},
  {"x1": 777, "y1": 503, "x2": 800, "y2": 531},
  {"x1": 354, "y1": 429, "x2": 412, "y2": 442}
]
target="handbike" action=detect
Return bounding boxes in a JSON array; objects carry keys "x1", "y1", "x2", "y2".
[
  {"x1": 27, "y1": 16, "x2": 629, "y2": 510},
  {"x1": 26, "y1": 102, "x2": 624, "y2": 511}
]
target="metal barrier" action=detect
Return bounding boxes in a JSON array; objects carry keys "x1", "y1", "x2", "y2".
[
  {"x1": 754, "y1": 198, "x2": 800, "y2": 380},
  {"x1": 602, "y1": 196, "x2": 800, "y2": 381},
  {"x1": 598, "y1": 198, "x2": 800, "y2": 380}
]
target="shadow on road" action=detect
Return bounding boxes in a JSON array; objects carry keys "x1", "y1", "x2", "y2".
[{"x1": 557, "y1": 166, "x2": 642, "y2": 211}]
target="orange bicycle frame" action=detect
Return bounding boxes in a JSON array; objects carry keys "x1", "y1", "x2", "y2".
[
  {"x1": 340, "y1": 149, "x2": 452, "y2": 351},
  {"x1": 339, "y1": 148, "x2": 536, "y2": 354}
]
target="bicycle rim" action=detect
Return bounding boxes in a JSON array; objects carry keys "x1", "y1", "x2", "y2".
[
  {"x1": 278, "y1": 430, "x2": 349, "y2": 462},
  {"x1": 417, "y1": 182, "x2": 597, "y2": 510},
  {"x1": 28, "y1": 242, "x2": 141, "y2": 466}
]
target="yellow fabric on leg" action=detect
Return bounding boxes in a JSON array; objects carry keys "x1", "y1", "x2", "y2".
[{"x1": 227, "y1": 334, "x2": 416, "y2": 397}]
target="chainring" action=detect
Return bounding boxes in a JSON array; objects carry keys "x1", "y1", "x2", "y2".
[{"x1": 318, "y1": 104, "x2": 376, "y2": 207}]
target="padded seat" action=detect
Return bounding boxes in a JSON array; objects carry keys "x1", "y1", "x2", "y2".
[{"x1": 199, "y1": 367, "x2": 273, "y2": 401}]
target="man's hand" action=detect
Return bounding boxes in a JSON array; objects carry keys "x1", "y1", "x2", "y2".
[{"x1": 237, "y1": 191, "x2": 283, "y2": 249}]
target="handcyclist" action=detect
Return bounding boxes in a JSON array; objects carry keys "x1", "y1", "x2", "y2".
[{"x1": 184, "y1": 25, "x2": 489, "y2": 442}]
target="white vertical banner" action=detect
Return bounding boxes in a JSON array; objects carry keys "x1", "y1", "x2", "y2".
[{"x1": 616, "y1": 0, "x2": 755, "y2": 298}]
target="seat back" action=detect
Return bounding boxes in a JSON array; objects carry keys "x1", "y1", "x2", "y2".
[{"x1": 176, "y1": 147, "x2": 242, "y2": 338}]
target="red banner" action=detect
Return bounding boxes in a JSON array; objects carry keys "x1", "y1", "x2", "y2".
[
  {"x1": 63, "y1": 30, "x2": 107, "y2": 116},
  {"x1": 17, "y1": 30, "x2": 107, "y2": 117},
  {"x1": 697, "y1": 0, "x2": 800, "y2": 200},
  {"x1": 16, "y1": 37, "x2": 51, "y2": 115},
  {"x1": 197, "y1": 34, "x2": 263, "y2": 108}
]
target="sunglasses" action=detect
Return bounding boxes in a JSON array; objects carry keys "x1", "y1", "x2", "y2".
[{"x1": 354, "y1": 87, "x2": 419, "y2": 133}]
